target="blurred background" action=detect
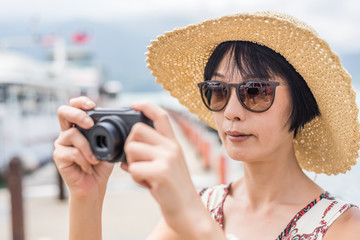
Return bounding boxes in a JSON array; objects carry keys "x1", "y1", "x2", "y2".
[{"x1": 0, "y1": 0, "x2": 359, "y2": 239}]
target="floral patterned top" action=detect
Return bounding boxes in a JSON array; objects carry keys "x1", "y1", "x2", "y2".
[{"x1": 199, "y1": 184, "x2": 358, "y2": 240}]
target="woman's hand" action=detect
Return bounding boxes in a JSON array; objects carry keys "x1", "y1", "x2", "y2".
[
  {"x1": 124, "y1": 102, "x2": 225, "y2": 239},
  {"x1": 53, "y1": 96, "x2": 114, "y2": 199},
  {"x1": 125, "y1": 102, "x2": 194, "y2": 209}
]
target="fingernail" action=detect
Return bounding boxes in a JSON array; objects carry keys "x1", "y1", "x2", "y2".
[
  {"x1": 92, "y1": 155, "x2": 99, "y2": 164},
  {"x1": 85, "y1": 101, "x2": 95, "y2": 108},
  {"x1": 130, "y1": 103, "x2": 139, "y2": 108}
]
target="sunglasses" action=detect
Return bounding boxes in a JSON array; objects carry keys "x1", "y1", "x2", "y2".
[{"x1": 198, "y1": 80, "x2": 288, "y2": 113}]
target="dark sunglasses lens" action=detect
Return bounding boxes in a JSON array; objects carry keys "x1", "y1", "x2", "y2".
[
  {"x1": 201, "y1": 82, "x2": 228, "y2": 111},
  {"x1": 239, "y1": 82, "x2": 274, "y2": 111}
]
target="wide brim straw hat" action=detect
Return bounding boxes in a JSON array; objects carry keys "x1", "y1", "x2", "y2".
[{"x1": 146, "y1": 11, "x2": 360, "y2": 175}]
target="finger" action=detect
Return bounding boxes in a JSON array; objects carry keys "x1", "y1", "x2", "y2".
[
  {"x1": 69, "y1": 96, "x2": 96, "y2": 110},
  {"x1": 93, "y1": 161, "x2": 114, "y2": 177},
  {"x1": 57, "y1": 105, "x2": 94, "y2": 131},
  {"x1": 120, "y1": 162, "x2": 129, "y2": 172},
  {"x1": 55, "y1": 128, "x2": 99, "y2": 165},
  {"x1": 124, "y1": 141, "x2": 156, "y2": 164},
  {"x1": 127, "y1": 160, "x2": 170, "y2": 187},
  {"x1": 127, "y1": 161, "x2": 155, "y2": 189},
  {"x1": 53, "y1": 144, "x2": 94, "y2": 174},
  {"x1": 131, "y1": 102, "x2": 175, "y2": 139},
  {"x1": 127, "y1": 122, "x2": 167, "y2": 146}
]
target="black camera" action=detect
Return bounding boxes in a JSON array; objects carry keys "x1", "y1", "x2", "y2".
[{"x1": 76, "y1": 108, "x2": 153, "y2": 163}]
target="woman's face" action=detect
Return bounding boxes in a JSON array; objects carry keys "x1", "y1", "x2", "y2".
[{"x1": 212, "y1": 54, "x2": 294, "y2": 162}]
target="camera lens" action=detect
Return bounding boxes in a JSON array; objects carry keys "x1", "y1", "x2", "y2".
[
  {"x1": 96, "y1": 135, "x2": 108, "y2": 149},
  {"x1": 88, "y1": 116, "x2": 129, "y2": 162}
]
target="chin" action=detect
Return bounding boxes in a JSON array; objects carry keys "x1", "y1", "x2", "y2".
[{"x1": 224, "y1": 145, "x2": 251, "y2": 162}]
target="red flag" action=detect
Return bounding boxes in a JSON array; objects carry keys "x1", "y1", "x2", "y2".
[{"x1": 72, "y1": 32, "x2": 90, "y2": 44}]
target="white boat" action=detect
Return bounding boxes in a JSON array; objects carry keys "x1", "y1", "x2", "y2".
[
  {"x1": 0, "y1": 49, "x2": 68, "y2": 174},
  {"x1": 0, "y1": 38, "x2": 107, "y2": 175}
]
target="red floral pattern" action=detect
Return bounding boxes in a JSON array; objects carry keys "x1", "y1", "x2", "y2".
[{"x1": 200, "y1": 185, "x2": 358, "y2": 240}]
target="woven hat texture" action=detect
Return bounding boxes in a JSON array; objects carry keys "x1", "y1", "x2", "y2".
[{"x1": 146, "y1": 11, "x2": 360, "y2": 175}]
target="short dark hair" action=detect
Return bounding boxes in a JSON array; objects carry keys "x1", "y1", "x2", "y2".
[{"x1": 204, "y1": 41, "x2": 320, "y2": 137}]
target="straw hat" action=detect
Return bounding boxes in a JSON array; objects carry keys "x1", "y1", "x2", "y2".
[{"x1": 146, "y1": 11, "x2": 360, "y2": 175}]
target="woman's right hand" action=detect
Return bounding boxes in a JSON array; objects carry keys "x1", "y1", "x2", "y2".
[{"x1": 53, "y1": 96, "x2": 114, "y2": 199}]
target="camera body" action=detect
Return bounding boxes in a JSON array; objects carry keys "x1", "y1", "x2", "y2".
[{"x1": 77, "y1": 108, "x2": 153, "y2": 163}]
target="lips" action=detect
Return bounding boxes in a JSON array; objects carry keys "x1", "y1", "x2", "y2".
[{"x1": 225, "y1": 130, "x2": 252, "y2": 142}]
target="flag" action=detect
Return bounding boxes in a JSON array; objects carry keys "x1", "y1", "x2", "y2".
[{"x1": 72, "y1": 32, "x2": 90, "y2": 44}]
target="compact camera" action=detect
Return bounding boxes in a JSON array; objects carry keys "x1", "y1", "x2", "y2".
[{"x1": 76, "y1": 108, "x2": 153, "y2": 163}]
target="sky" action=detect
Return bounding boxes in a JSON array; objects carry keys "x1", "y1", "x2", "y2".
[{"x1": 0, "y1": 0, "x2": 359, "y2": 54}]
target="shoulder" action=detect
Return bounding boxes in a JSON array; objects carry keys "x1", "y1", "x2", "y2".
[{"x1": 323, "y1": 205, "x2": 360, "y2": 240}]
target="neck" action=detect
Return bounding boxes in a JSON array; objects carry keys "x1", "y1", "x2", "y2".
[{"x1": 232, "y1": 146, "x2": 322, "y2": 209}]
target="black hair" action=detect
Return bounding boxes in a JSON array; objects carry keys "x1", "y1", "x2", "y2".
[{"x1": 204, "y1": 41, "x2": 320, "y2": 137}]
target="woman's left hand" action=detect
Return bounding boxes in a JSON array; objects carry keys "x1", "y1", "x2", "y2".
[{"x1": 123, "y1": 102, "x2": 211, "y2": 237}]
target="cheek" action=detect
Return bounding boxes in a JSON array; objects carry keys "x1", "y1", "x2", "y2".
[
  {"x1": 274, "y1": 91, "x2": 293, "y2": 130},
  {"x1": 255, "y1": 103, "x2": 293, "y2": 145}
]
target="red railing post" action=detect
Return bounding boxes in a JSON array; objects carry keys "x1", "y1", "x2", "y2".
[{"x1": 218, "y1": 154, "x2": 227, "y2": 184}]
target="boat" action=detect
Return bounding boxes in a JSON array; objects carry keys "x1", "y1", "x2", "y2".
[
  {"x1": 0, "y1": 36, "x2": 110, "y2": 176},
  {"x1": 0, "y1": 49, "x2": 68, "y2": 175}
]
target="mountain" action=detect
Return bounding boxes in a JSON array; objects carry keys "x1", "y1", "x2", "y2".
[{"x1": 0, "y1": 17, "x2": 359, "y2": 92}]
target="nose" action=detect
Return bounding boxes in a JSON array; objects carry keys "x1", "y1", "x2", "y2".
[{"x1": 223, "y1": 88, "x2": 246, "y2": 121}]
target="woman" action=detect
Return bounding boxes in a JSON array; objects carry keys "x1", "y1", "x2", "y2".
[{"x1": 53, "y1": 12, "x2": 360, "y2": 239}]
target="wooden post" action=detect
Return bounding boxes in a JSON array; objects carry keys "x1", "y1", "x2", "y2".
[{"x1": 7, "y1": 157, "x2": 25, "y2": 240}]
